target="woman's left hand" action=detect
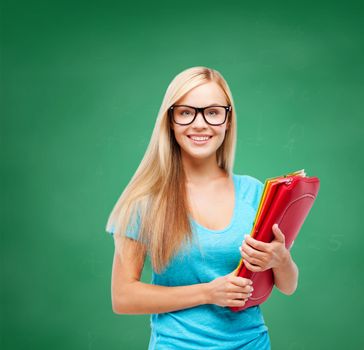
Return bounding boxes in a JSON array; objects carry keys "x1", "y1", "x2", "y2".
[{"x1": 239, "y1": 223, "x2": 290, "y2": 272}]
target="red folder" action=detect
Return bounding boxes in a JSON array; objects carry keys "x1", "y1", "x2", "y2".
[{"x1": 229, "y1": 169, "x2": 320, "y2": 312}]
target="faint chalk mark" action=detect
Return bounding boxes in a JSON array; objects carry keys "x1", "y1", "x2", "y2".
[
  {"x1": 307, "y1": 244, "x2": 321, "y2": 251},
  {"x1": 283, "y1": 123, "x2": 305, "y2": 157},
  {"x1": 328, "y1": 234, "x2": 344, "y2": 252}
]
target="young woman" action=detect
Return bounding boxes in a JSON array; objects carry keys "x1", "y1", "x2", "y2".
[{"x1": 106, "y1": 66, "x2": 299, "y2": 349}]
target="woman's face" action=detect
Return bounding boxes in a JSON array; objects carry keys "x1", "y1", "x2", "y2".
[{"x1": 170, "y1": 81, "x2": 230, "y2": 161}]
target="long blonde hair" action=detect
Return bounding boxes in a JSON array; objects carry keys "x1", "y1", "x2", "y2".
[{"x1": 106, "y1": 66, "x2": 237, "y2": 273}]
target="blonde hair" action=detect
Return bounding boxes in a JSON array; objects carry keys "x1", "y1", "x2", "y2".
[{"x1": 106, "y1": 66, "x2": 237, "y2": 273}]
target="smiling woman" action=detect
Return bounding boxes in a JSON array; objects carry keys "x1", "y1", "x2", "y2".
[{"x1": 105, "y1": 66, "x2": 272, "y2": 349}]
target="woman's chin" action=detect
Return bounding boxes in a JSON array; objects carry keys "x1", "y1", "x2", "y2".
[{"x1": 182, "y1": 147, "x2": 216, "y2": 159}]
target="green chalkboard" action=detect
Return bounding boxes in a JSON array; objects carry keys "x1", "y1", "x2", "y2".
[{"x1": 1, "y1": 0, "x2": 363, "y2": 349}]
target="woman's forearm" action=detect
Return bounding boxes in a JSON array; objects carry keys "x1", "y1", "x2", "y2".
[
  {"x1": 272, "y1": 250, "x2": 299, "y2": 295},
  {"x1": 113, "y1": 281, "x2": 210, "y2": 315}
]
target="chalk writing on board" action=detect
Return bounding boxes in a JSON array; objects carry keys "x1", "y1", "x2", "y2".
[
  {"x1": 283, "y1": 122, "x2": 305, "y2": 157},
  {"x1": 328, "y1": 234, "x2": 344, "y2": 252}
]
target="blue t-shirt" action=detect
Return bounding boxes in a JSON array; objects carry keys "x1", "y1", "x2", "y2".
[{"x1": 108, "y1": 173, "x2": 271, "y2": 349}]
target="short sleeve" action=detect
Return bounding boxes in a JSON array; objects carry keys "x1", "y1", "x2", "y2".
[
  {"x1": 106, "y1": 209, "x2": 141, "y2": 241},
  {"x1": 106, "y1": 224, "x2": 115, "y2": 237},
  {"x1": 124, "y1": 210, "x2": 141, "y2": 241},
  {"x1": 240, "y1": 175, "x2": 265, "y2": 212}
]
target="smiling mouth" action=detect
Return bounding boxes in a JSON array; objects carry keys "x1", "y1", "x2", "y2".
[
  {"x1": 187, "y1": 135, "x2": 213, "y2": 140},
  {"x1": 187, "y1": 135, "x2": 213, "y2": 144}
]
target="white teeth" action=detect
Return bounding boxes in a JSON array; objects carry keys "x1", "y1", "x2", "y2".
[{"x1": 190, "y1": 136, "x2": 210, "y2": 141}]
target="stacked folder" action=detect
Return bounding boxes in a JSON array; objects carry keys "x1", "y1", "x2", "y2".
[{"x1": 229, "y1": 169, "x2": 320, "y2": 312}]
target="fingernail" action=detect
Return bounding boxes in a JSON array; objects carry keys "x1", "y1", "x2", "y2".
[{"x1": 244, "y1": 234, "x2": 249, "y2": 239}]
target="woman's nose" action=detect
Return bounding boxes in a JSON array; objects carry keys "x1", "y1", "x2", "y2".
[{"x1": 191, "y1": 111, "x2": 208, "y2": 127}]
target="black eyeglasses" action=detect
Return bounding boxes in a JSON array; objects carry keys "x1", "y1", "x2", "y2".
[{"x1": 168, "y1": 104, "x2": 232, "y2": 126}]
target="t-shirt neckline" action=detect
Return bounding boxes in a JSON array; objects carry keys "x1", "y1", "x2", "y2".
[{"x1": 189, "y1": 173, "x2": 239, "y2": 234}]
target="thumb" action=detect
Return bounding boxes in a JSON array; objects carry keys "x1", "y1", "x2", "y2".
[{"x1": 272, "y1": 223, "x2": 285, "y2": 243}]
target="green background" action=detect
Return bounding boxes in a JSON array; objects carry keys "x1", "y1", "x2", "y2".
[{"x1": 2, "y1": 0, "x2": 363, "y2": 349}]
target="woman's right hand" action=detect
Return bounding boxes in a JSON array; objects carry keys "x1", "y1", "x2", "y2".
[{"x1": 205, "y1": 271, "x2": 254, "y2": 308}]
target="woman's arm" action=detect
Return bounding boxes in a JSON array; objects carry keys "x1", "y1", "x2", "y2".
[
  {"x1": 111, "y1": 237, "x2": 209, "y2": 314},
  {"x1": 272, "y1": 249, "x2": 299, "y2": 295},
  {"x1": 115, "y1": 280, "x2": 209, "y2": 314}
]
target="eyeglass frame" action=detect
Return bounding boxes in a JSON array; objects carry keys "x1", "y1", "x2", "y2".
[{"x1": 168, "y1": 104, "x2": 232, "y2": 126}]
